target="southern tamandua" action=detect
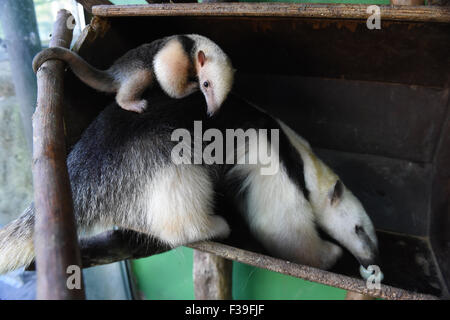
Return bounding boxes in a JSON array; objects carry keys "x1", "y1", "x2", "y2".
[
  {"x1": 32, "y1": 34, "x2": 235, "y2": 115},
  {"x1": 0, "y1": 91, "x2": 379, "y2": 274}
]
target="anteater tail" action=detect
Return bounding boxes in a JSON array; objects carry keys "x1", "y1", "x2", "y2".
[
  {"x1": 0, "y1": 206, "x2": 35, "y2": 274},
  {"x1": 32, "y1": 47, "x2": 117, "y2": 93}
]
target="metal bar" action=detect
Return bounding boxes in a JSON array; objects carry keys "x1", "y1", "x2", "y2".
[{"x1": 33, "y1": 9, "x2": 85, "y2": 300}]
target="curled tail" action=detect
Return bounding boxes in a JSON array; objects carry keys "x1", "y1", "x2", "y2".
[
  {"x1": 0, "y1": 206, "x2": 35, "y2": 274},
  {"x1": 32, "y1": 47, "x2": 117, "y2": 93}
]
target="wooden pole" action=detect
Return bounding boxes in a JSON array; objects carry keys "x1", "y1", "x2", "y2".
[
  {"x1": 33, "y1": 9, "x2": 85, "y2": 300},
  {"x1": 390, "y1": 0, "x2": 424, "y2": 5},
  {"x1": 193, "y1": 250, "x2": 232, "y2": 300},
  {"x1": 345, "y1": 291, "x2": 376, "y2": 300}
]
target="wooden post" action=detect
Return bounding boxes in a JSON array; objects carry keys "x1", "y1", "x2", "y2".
[
  {"x1": 390, "y1": 0, "x2": 424, "y2": 6},
  {"x1": 345, "y1": 291, "x2": 376, "y2": 300},
  {"x1": 33, "y1": 9, "x2": 85, "y2": 300},
  {"x1": 193, "y1": 250, "x2": 232, "y2": 300}
]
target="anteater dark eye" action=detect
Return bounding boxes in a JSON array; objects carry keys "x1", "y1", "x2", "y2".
[
  {"x1": 355, "y1": 225, "x2": 364, "y2": 234},
  {"x1": 203, "y1": 81, "x2": 209, "y2": 88}
]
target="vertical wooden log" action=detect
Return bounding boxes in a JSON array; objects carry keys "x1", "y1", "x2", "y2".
[
  {"x1": 390, "y1": 0, "x2": 424, "y2": 6},
  {"x1": 33, "y1": 9, "x2": 85, "y2": 300},
  {"x1": 345, "y1": 291, "x2": 376, "y2": 300},
  {"x1": 193, "y1": 250, "x2": 232, "y2": 300}
]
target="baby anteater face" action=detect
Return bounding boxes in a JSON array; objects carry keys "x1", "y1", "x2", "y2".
[
  {"x1": 190, "y1": 34, "x2": 235, "y2": 116},
  {"x1": 196, "y1": 49, "x2": 235, "y2": 116}
]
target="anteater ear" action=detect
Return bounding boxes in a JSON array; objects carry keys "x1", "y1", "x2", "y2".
[
  {"x1": 198, "y1": 50, "x2": 206, "y2": 67},
  {"x1": 330, "y1": 180, "x2": 344, "y2": 206}
]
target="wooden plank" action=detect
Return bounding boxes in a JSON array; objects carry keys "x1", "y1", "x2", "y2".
[
  {"x1": 26, "y1": 232, "x2": 440, "y2": 299},
  {"x1": 92, "y1": 3, "x2": 450, "y2": 23},
  {"x1": 188, "y1": 241, "x2": 438, "y2": 300},
  {"x1": 76, "y1": 0, "x2": 113, "y2": 13},
  {"x1": 33, "y1": 9, "x2": 85, "y2": 300}
]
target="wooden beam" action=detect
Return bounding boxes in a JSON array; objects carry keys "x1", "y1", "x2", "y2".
[
  {"x1": 188, "y1": 241, "x2": 439, "y2": 300},
  {"x1": 76, "y1": 0, "x2": 113, "y2": 13},
  {"x1": 26, "y1": 232, "x2": 439, "y2": 299},
  {"x1": 91, "y1": 3, "x2": 450, "y2": 23},
  {"x1": 193, "y1": 250, "x2": 232, "y2": 300},
  {"x1": 33, "y1": 9, "x2": 85, "y2": 300}
]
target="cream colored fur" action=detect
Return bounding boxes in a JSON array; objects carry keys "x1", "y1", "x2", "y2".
[{"x1": 153, "y1": 39, "x2": 198, "y2": 99}]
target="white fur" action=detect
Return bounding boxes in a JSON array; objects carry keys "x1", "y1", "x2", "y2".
[
  {"x1": 141, "y1": 164, "x2": 229, "y2": 247},
  {"x1": 153, "y1": 38, "x2": 196, "y2": 99},
  {"x1": 188, "y1": 34, "x2": 234, "y2": 115},
  {"x1": 0, "y1": 165, "x2": 230, "y2": 275},
  {"x1": 227, "y1": 134, "x2": 342, "y2": 269}
]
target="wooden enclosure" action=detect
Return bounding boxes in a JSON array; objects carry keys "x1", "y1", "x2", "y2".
[{"x1": 36, "y1": 3, "x2": 450, "y2": 299}]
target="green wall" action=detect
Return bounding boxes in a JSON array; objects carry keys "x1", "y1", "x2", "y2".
[{"x1": 132, "y1": 247, "x2": 346, "y2": 300}]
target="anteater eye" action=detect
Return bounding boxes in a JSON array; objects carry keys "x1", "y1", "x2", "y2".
[
  {"x1": 355, "y1": 225, "x2": 364, "y2": 234},
  {"x1": 203, "y1": 81, "x2": 209, "y2": 88}
]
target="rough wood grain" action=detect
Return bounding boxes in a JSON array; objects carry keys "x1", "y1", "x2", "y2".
[
  {"x1": 188, "y1": 241, "x2": 438, "y2": 300},
  {"x1": 76, "y1": 0, "x2": 113, "y2": 12},
  {"x1": 33, "y1": 9, "x2": 85, "y2": 300},
  {"x1": 345, "y1": 291, "x2": 377, "y2": 300},
  {"x1": 92, "y1": 4, "x2": 450, "y2": 23},
  {"x1": 391, "y1": 0, "x2": 425, "y2": 4},
  {"x1": 27, "y1": 232, "x2": 440, "y2": 300},
  {"x1": 193, "y1": 250, "x2": 232, "y2": 300}
]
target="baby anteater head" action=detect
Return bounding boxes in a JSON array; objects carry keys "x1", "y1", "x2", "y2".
[
  {"x1": 153, "y1": 34, "x2": 234, "y2": 116},
  {"x1": 189, "y1": 34, "x2": 235, "y2": 116}
]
